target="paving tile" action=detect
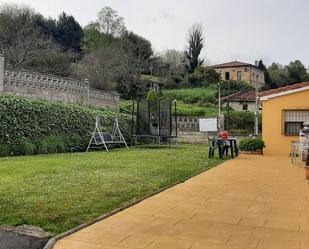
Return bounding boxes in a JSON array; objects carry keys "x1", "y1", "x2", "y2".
[
  {"x1": 300, "y1": 242, "x2": 309, "y2": 249},
  {"x1": 264, "y1": 217, "x2": 300, "y2": 231},
  {"x1": 110, "y1": 213, "x2": 158, "y2": 224},
  {"x1": 149, "y1": 216, "x2": 182, "y2": 227},
  {"x1": 192, "y1": 213, "x2": 241, "y2": 224},
  {"x1": 257, "y1": 238, "x2": 300, "y2": 249},
  {"x1": 118, "y1": 233, "x2": 156, "y2": 249},
  {"x1": 145, "y1": 236, "x2": 194, "y2": 249},
  {"x1": 131, "y1": 223, "x2": 177, "y2": 236},
  {"x1": 209, "y1": 223, "x2": 255, "y2": 236},
  {"x1": 191, "y1": 242, "x2": 237, "y2": 249},
  {"x1": 253, "y1": 226, "x2": 308, "y2": 242},
  {"x1": 227, "y1": 234, "x2": 259, "y2": 248},
  {"x1": 65, "y1": 231, "x2": 129, "y2": 245},
  {"x1": 55, "y1": 240, "x2": 102, "y2": 249},
  {"x1": 239, "y1": 217, "x2": 266, "y2": 227}
]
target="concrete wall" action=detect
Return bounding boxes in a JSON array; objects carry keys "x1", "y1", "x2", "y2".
[
  {"x1": 215, "y1": 66, "x2": 265, "y2": 89},
  {"x1": 0, "y1": 55, "x2": 119, "y2": 110},
  {"x1": 172, "y1": 132, "x2": 249, "y2": 144},
  {"x1": 262, "y1": 90, "x2": 309, "y2": 156},
  {"x1": 172, "y1": 131, "x2": 216, "y2": 144}
]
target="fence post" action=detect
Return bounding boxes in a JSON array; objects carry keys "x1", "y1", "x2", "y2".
[{"x1": 0, "y1": 54, "x2": 4, "y2": 92}]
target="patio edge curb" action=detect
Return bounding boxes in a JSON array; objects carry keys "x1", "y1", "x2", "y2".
[{"x1": 43, "y1": 162, "x2": 223, "y2": 249}]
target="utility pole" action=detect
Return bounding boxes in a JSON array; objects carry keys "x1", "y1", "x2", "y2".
[
  {"x1": 254, "y1": 81, "x2": 259, "y2": 135},
  {"x1": 218, "y1": 79, "x2": 221, "y2": 130}
]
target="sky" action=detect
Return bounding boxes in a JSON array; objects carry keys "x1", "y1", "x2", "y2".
[{"x1": 4, "y1": 0, "x2": 309, "y2": 66}]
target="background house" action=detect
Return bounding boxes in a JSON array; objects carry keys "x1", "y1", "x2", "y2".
[
  {"x1": 212, "y1": 61, "x2": 265, "y2": 89},
  {"x1": 221, "y1": 91, "x2": 256, "y2": 112},
  {"x1": 259, "y1": 82, "x2": 309, "y2": 156}
]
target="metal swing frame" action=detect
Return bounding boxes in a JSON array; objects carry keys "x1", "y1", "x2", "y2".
[{"x1": 86, "y1": 115, "x2": 129, "y2": 152}]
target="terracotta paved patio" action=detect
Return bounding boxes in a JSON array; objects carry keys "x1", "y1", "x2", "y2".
[{"x1": 54, "y1": 155, "x2": 309, "y2": 249}]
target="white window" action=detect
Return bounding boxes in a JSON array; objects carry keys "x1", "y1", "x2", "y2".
[{"x1": 284, "y1": 110, "x2": 309, "y2": 135}]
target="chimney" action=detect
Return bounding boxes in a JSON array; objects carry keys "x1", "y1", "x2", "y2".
[
  {"x1": 254, "y1": 60, "x2": 259, "y2": 67},
  {"x1": 0, "y1": 54, "x2": 4, "y2": 92}
]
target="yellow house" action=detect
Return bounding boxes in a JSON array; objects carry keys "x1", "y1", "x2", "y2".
[{"x1": 259, "y1": 82, "x2": 309, "y2": 156}]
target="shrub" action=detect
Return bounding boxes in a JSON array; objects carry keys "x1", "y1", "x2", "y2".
[
  {"x1": 0, "y1": 144, "x2": 11, "y2": 157},
  {"x1": 36, "y1": 139, "x2": 49, "y2": 155},
  {"x1": 224, "y1": 111, "x2": 262, "y2": 134},
  {"x1": 12, "y1": 139, "x2": 36, "y2": 156},
  {"x1": 63, "y1": 133, "x2": 84, "y2": 152},
  {"x1": 0, "y1": 94, "x2": 130, "y2": 156},
  {"x1": 239, "y1": 138, "x2": 265, "y2": 151},
  {"x1": 45, "y1": 136, "x2": 66, "y2": 154},
  {"x1": 219, "y1": 80, "x2": 254, "y2": 97}
]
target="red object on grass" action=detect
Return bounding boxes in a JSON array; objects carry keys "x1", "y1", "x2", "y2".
[{"x1": 219, "y1": 130, "x2": 229, "y2": 140}]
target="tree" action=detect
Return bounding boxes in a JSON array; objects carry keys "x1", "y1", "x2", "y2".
[
  {"x1": 162, "y1": 49, "x2": 184, "y2": 69},
  {"x1": 82, "y1": 22, "x2": 113, "y2": 53},
  {"x1": 286, "y1": 60, "x2": 308, "y2": 84},
  {"x1": 96, "y1": 7, "x2": 126, "y2": 37},
  {"x1": 0, "y1": 4, "x2": 57, "y2": 67},
  {"x1": 56, "y1": 12, "x2": 83, "y2": 53},
  {"x1": 25, "y1": 51, "x2": 73, "y2": 76},
  {"x1": 35, "y1": 15, "x2": 57, "y2": 39},
  {"x1": 122, "y1": 31, "x2": 153, "y2": 62},
  {"x1": 267, "y1": 63, "x2": 291, "y2": 87},
  {"x1": 193, "y1": 66, "x2": 221, "y2": 86},
  {"x1": 75, "y1": 33, "x2": 152, "y2": 97},
  {"x1": 184, "y1": 23, "x2": 204, "y2": 73},
  {"x1": 258, "y1": 59, "x2": 273, "y2": 89}
]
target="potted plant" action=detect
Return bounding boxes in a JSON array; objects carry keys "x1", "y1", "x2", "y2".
[
  {"x1": 305, "y1": 153, "x2": 309, "y2": 183},
  {"x1": 239, "y1": 137, "x2": 265, "y2": 155}
]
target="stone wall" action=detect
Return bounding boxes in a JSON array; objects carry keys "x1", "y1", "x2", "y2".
[{"x1": 0, "y1": 55, "x2": 119, "y2": 110}]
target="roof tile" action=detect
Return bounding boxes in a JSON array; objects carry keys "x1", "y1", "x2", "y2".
[
  {"x1": 259, "y1": 82, "x2": 309, "y2": 97},
  {"x1": 222, "y1": 91, "x2": 256, "y2": 101}
]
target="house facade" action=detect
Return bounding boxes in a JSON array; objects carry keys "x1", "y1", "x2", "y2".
[
  {"x1": 212, "y1": 61, "x2": 265, "y2": 89},
  {"x1": 221, "y1": 91, "x2": 256, "y2": 112},
  {"x1": 259, "y1": 82, "x2": 309, "y2": 156}
]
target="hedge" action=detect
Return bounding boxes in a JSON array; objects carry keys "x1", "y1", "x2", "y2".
[
  {"x1": 0, "y1": 94, "x2": 131, "y2": 157},
  {"x1": 224, "y1": 111, "x2": 262, "y2": 134},
  {"x1": 239, "y1": 138, "x2": 265, "y2": 151}
]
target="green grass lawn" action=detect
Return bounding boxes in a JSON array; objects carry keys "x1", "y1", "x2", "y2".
[
  {"x1": 177, "y1": 102, "x2": 218, "y2": 117},
  {"x1": 163, "y1": 86, "x2": 217, "y2": 104},
  {"x1": 0, "y1": 144, "x2": 224, "y2": 234}
]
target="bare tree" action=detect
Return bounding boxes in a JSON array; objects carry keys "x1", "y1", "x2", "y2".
[
  {"x1": 184, "y1": 23, "x2": 204, "y2": 73},
  {"x1": 96, "y1": 7, "x2": 126, "y2": 37},
  {"x1": 0, "y1": 4, "x2": 59, "y2": 67},
  {"x1": 162, "y1": 49, "x2": 184, "y2": 68}
]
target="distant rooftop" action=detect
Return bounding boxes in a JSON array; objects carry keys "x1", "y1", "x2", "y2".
[
  {"x1": 259, "y1": 82, "x2": 309, "y2": 100},
  {"x1": 221, "y1": 91, "x2": 256, "y2": 102},
  {"x1": 212, "y1": 61, "x2": 258, "y2": 69}
]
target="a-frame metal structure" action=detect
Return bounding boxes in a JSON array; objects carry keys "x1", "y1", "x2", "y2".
[{"x1": 86, "y1": 115, "x2": 129, "y2": 152}]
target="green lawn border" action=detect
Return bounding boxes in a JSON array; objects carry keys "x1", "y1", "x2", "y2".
[{"x1": 43, "y1": 159, "x2": 224, "y2": 249}]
